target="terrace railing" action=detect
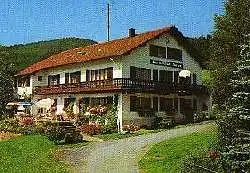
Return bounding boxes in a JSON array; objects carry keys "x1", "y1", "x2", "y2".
[{"x1": 34, "y1": 78, "x2": 208, "y2": 95}]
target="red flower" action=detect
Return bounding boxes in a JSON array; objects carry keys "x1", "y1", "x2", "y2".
[{"x1": 207, "y1": 150, "x2": 219, "y2": 160}]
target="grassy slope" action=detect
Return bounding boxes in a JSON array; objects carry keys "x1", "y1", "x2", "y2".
[
  {"x1": 0, "y1": 135, "x2": 70, "y2": 173},
  {"x1": 1, "y1": 37, "x2": 97, "y2": 73},
  {"x1": 139, "y1": 129, "x2": 217, "y2": 173}
]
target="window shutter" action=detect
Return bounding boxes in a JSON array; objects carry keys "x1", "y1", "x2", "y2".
[
  {"x1": 149, "y1": 45, "x2": 158, "y2": 57},
  {"x1": 65, "y1": 73, "x2": 69, "y2": 84},
  {"x1": 107, "y1": 67, "x2": 113, "y2": 80},
  {"x1": 130, "y1": 66, "x2": 136, "y2": 80},
  {"x1": 56, "y1": 74, "x2": 60, "y2": 85},
  {"x1": 86, "y1": 70, "x2": 90, "y2": 81},
  {"x1": 193, "y1": 73, "x2": 197, "y2": 85}
]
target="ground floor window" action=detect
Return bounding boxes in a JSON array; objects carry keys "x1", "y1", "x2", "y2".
[
  {"x1": 79, "y1": 96, "x2": 113, "y2": 108},
  {"x1": 130, "y1": 96, "x2": 151, "y2": 112},
  {"x1": 153, "y1": 97, "x2": 158, "y2": 111},
  {"x1": 160, "y1": 98, "x2": 174, "y2": 112},
  {"x1": 64, "y1": 98, "x2": 76, "y2": 109},
  {"x1": 180, "y1": 98, "x2": 192, "y2": 114}
]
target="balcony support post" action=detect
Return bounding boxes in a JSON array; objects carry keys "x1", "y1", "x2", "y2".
[{"x1": 117, "y1": 93, "x2": 123, "y2": 132}]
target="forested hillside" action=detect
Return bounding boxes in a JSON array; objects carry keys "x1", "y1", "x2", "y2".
[{"x1": 0, "y1": 37, "x2": 97, "y2": 73}]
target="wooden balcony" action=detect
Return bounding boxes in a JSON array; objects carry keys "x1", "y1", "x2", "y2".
[{"x1": 34, "y1": 78, "x2": 209, "y2": 95}]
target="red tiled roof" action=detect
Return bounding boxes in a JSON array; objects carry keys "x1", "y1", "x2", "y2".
[{"x1": 17, "y1": 26, "x2": 176, "y2": 76}]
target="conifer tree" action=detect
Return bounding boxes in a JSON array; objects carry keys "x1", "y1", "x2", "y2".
[
  {"x1": 210, "y1": 0, "x2": 250, "y2": 105},
  {"x1": 218, "y1": 35, "x2": 250, "y2": 172}
]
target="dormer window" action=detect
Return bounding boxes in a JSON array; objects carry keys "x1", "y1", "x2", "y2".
[{"x1": 149, "y1": 45, "x2": 166, "y2": 58}]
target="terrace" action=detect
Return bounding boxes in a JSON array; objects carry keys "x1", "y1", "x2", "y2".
[{"x1": 34, "y1": 78, "x2": 208, "y2": 95}]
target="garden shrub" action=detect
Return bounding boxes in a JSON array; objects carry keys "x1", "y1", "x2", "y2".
[
  {"x1": 78, "y1": 123, "x2": 102, "y2": 136},
  {"x1": 0, "y1": 118, "x2": 42, "y2": 135},
  {"x1": 123, "y1": 124, "x2": 140, "y2": 133},
  {"x1": 0, "y1": 118, "x2": 21, "y2": 133},
  {"x1": 41, "y1": 121, "x2": 82, "y2": 144},
  {"x1": 20, "y1": 116, "x2": 35, "y2": 126}
]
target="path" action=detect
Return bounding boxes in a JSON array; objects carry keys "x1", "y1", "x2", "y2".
[{"x1": 61, "y1": 122, "x2": 214, "y2": 173}]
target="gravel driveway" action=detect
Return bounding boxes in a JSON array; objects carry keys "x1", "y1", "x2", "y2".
[{"x1": 60, "y1": 122, "x2": 214, "y2": 173}]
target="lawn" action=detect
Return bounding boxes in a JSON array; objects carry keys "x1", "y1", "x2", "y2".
[
  {"x1": 139, "y1": 128, "x2": 217, "y2": 173},
  {"x1": 0, "y1": 135, "x2": 70, "y2": 173}
]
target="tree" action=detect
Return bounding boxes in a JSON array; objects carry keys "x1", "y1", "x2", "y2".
[
  {"x1": 210, "y1": 0, "x2": 250, "y2": 106},
  {"x1": 0, "y1": 56, "x2": 15, "y2": 118},
  {"x1": 187, "y1": 35, "x2": 211, "y2": 68},
  {"x1": 218, "y1": 35, "x2": 250, "y2": 172}
]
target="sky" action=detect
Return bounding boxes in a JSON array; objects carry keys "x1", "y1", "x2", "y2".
[{"x1": 0, "y1": 0, "x2": 225, "y2": 46}]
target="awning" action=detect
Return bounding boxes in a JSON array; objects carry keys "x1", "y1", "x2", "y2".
[
  {"x1": 179, "y1": 70, "x2": 191, "y2": 78},
  {"x1": 7, "y1": 102, "x2": 32, "y2": 106},
  {"x1": 34, "y1": 98, "x2": 54, "y2": 109},
  {"x1": 7, "y1": 102, "x2": 20, "y2": 106}
]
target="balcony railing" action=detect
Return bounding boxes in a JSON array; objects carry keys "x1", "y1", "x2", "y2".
[{"x1": 34, "y1": 78, "x2": 208, "y2": 95}]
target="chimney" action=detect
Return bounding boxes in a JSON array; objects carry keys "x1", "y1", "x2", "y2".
[{"x1": 129, "y1": 28, "x2": 136, "y2": 37}]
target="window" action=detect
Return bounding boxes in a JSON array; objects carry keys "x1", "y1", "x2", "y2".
[
  {"x1": 159, "y1": 70, "x2": 173, "y2": 83},
  {"x1": 141, "y1": 97, "x2": 151, "y2": 110},
  {"x1": 149, "y1": 45, "x2": 166, "y2": 58},
  {"x1": 167, "y1": 47, "x2": 182, "y2": 61},
  {"x1": 180, "y1": 99, "x2": 192, "y2": 114},
  {"x1": 130, "y1": 96, "x2": 152, "y2": 111},
  {"x1": 130, "y1": 96, "x2": 138, "y2": 111},
  {"x1": 38, "y1": 76, "x2": 43, "y2": 82},
  {"x1": 174, "y1": 98, "x2": 178, "y2": 111},
  {"x1": 48, "y1": 74, "x2": 60, "y2": 86},
  {"x1": 153, "y1": 97, "x2": 158, "y2": 111},
  {"x1": 153, "y1": 70, "x2": 158, "y2": 81},
  {"x1": 130, "y1": 66, "x2": 151, "y2": 81},
  {"x1": 18, "y1": 76, "x2": 30, "y2": 87},
  {"x1": 174, "y1": 71, "x2": 179, "y2": 83},
  {"x1": 88, "y1": 97, "x2": 113, "y2": 106},
  {"x1": 70, "y1": 71, "x2": 81, "y2": 83},
  {"x1": 193, "y1": 98, "x2": 197, "y2": 111},
  {"x1": 64, "y1": 98, "x2": 76, "y2": 109},
  {"x1": 86, "y1": 67, "x2": 113, "y2": 81},
  {"x1": 160, "y1": 98, "x2": 173, "y2": 111}
]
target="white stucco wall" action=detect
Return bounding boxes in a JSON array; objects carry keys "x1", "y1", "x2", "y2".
[{"x1": 120, "y1": 33, "x2": 202, "y2": 85}]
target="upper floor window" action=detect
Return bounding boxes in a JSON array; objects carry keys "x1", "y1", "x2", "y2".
[
  {"x1": 48, "y1": 74, "x2": 60, "y2": 86},
  {"x1": 18, "y1": 76, "x2": 30, "y2": 87},
  {"x1": 38, "y1": 76, "x2": 43, "y2": 82},
  {"x1": 159, "y1": 70, "x2": 173, "y2": 83},
  {"x1": 86, "y1": 67, "x2": 113, "y2": 81},
  {"x1": 149, "y1": 45, "x2": 166, "y2": 58},
  {"x1": 65, "y1": 71, "x2": 81, "y2": 84},
  {"x1": 167, "y1": 47, "x2": 182, "y2": 61},
  {"x1": 130, "y1": 66, "x2": 151, "y2": 81}
]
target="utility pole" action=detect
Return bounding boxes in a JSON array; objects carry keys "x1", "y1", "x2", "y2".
[{"x1": 107, "y1": 3, "x2": 110, "y2": 41}]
